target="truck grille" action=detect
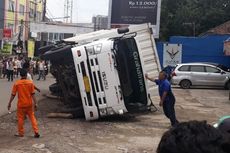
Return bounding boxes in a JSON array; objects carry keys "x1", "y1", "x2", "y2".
[{"x1": 89, "y1": 57, "x2": 107, "y2": 106}]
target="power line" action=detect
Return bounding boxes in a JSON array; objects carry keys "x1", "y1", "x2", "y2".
[
  {"x1": 0, "y1": 18, "x2": 94, "y2": 29},
  {"x1": 0, "y1": 7, "x2": 42, "y2": 14},
  {"x1": 46, "y1": 8, "x2": 55, "y2": 19}
]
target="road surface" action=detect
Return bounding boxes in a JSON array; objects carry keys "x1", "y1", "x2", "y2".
[{"x1": 0, "y1": 78, "x2": 229, "y2": 153}]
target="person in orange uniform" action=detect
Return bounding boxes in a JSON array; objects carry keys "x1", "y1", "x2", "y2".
[{"x1": 7, "y1": 69, "x2": 40, "y2": 138}]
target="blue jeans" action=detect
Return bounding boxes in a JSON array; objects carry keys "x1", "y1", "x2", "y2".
[
  {"x1": 37, "y1": 70, "x2": 45, "y2": 80},
  {"x1": 163, "y1": 95, "x2": 179, "y2": 126}
]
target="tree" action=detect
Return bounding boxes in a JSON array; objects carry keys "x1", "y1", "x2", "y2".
[{"x1": 160, "y1": 0, "x2": 230, "y2": 40}]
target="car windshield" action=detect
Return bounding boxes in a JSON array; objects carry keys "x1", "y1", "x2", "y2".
[{"x1": 114, "y1": 38, "x2": 147, "y2": 111}]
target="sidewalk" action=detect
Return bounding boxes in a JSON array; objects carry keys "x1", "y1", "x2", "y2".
[{"x1": 0, "y1": 74, "x2": 55, "y2": 116}]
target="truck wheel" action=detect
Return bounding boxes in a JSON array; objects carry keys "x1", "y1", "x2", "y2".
[{"x1": 180, "y1": 80, "x2": 191, "y2": 89}]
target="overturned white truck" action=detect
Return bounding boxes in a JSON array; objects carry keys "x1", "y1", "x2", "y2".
[{"x1": 41, "y1": 23, "x2": 161, "y2": 120}]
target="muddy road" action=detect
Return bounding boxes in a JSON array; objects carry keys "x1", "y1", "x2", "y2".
[{"x1": 0, "y1": 88, "x2": 229, "y2": 153}]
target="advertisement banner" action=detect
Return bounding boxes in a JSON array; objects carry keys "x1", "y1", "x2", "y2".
[
  {"x1": 111, "y1": 0, "x2": 159, "y2": 25},
  {"x1": 224, "y1": 40, "x2": 230, "y2": 56},
  {"x1": 163, "y1": 43, "x2": 182, "y2": 67},
  {"x1": 110, "y1": 0, "x2": 161, "y2": 38},
  {"x1": 3, "y1": 28, "x2": 12, "y2": 38},
  {"x1": 0, "y1": 43, "x2": 13, "y2": 55},
  {"x1": 28, "y1": 40, "x2": 35, "y2": 58}
]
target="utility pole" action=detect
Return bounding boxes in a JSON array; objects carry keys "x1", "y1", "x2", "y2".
[
  {"x1": 34, "y1": 0, "x2": 37, "y2": 21},
  {"x1": 17, "y1": 19, "x2": 24, "y2": 54},
  {"x1": 70, "y1": 0, "x2": 73, "y2": 23},
  {"x1": 64, "y1": 0, "x2": 73, "y2": 23},
  {"x1": 42, "y1": 0, "x2": 47, "y2": 22}
]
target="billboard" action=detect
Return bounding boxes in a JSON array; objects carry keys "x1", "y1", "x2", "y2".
[
  {"x1": 163, "y1": 43, "x2": 182, "y2": 67},
  {"x1": 109, "y1": 0, "x2": 161, "y2": 38}
]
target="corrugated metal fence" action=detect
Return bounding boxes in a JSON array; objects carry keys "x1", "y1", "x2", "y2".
[{"x1": 156, "y1": 35, "x2": 230, "y2": 68}]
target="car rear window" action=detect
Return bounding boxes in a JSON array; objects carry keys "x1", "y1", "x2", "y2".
[
  {"x1": 190, "y1": 66, "x2": 205, "y2": 72},
  {"x1": 205, "y1": 66, "x2": 221, "y2": 73},
  {"x1": 178, "y1": 65, "x2": 189, "y2": 71}
]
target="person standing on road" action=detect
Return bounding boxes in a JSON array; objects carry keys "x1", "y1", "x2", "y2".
[
  {"x1": 22, "y1": 62, "x2": 41, "y2": 92},
  {"x1": 7, "y1": 69, "x2": 40, "y2": 138},
  {"x1": 16, "y1": 57, "x2": 22, "y2": 78},
  {"x1": 37, "y1": 60, "x2": 45, "y2": 81},
  {"x1": 3, "y1": 58, "x2": 8, "y2": 79},
  {"x1": 13, "y1": 57, "x2": 18, "y2": 78},
  {"x1": 0, "y1": 58, "x2": 3, "y2": 79},
  {"x1": 146, "y1": 71, "x2": 179, "y2": 127},
  {"x1": 7, "y1": 58, "x2": 14, "y2": 81}
]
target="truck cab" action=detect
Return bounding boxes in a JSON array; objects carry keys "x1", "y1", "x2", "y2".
[
  {"x1": 72, "y1": 35, "x2": 149, "y2": 120},
  {"x1": 41, "y1": 23, "x2": 160, "y2": 120}
]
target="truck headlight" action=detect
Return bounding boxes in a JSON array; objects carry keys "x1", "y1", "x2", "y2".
[
  {"x1": 94, "y1": 44, "x2": 102, "y2": 54},
  {"x1": 106, "y1": 107, "x2": 114, "y2": 115},
  {"x1": 100, "y1": 108, "x2": 106, "y2": 115}
]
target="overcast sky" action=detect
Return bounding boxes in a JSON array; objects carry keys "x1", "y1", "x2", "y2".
[{"x1": 47, "y1": 0, "x2": 109, "y2": 23}]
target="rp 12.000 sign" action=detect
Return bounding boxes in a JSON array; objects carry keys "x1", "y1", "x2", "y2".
[{"x1": 111, "y1": 0, "x2": 159, "y2": 25}]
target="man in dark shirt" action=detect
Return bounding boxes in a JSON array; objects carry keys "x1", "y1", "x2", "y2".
[{"x1": 146, "y1": 71, "x2": 179, "y2": 127}]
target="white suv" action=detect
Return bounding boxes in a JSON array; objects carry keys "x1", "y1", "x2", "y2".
[{"x1": 171, "y1": 63, "x2": 230, "y2": 89}]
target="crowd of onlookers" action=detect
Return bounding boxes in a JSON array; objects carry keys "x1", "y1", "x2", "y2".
[{"x1": 0, "y1": 56, "x2": 48, "y2": 81}]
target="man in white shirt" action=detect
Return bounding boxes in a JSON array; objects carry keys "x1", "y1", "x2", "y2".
[
  {"x1": 23, "y1": 62, "x2": 40, "y2": 92},
  {"x1": 7, "y1": 58, "x2": 14, "y2": 81},
  {"x1": 16, "y1": 58, "x2": 22, "y2": 78},
  {"x1": 37, "y1": 60, "x2": 46, "y2": 81}
]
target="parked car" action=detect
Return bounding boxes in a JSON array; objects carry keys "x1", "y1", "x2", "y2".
[{"x1": 171, "y1": 63, "x2": 230, "y2": 89}]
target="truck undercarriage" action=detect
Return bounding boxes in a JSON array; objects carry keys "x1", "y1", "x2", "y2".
[{"x1": 42, "y1": 44, "x2": 84, "y2": 117}]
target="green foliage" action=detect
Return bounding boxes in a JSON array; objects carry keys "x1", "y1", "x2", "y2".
[{"x1": 160, "y1": 0, "x2": 230, "y2": 40}]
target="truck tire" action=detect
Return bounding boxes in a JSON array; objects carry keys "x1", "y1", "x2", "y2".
[
  {"x1": 49, "y1": 83, "x2": 63, "y2": 96},
  {"x1": 180, "y1": 80, "x2": 191, "y2": 89}
]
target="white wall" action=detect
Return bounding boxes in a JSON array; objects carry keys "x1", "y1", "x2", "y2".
[{"x1": 30, "y1": 22, "x2": 94, "y2": 34}]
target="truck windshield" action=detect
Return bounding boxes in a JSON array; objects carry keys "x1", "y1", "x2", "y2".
[{"x1": 114, "y1": 38, "x2": 147, "y2": 111}]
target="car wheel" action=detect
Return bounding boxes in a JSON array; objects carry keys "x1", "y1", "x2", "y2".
[{"x1": 180, "y1": 80, "x2": 191, "y2": 89}]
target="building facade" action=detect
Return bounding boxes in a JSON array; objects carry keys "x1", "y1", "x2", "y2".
[
  {"x1": 200, "y1": 20, "x2": 230, "y2": 36},
  {"x1": 0, "y1": 0, "x2": 45, "y2": 55},
  {"x1": 92, "y1": 15, "x2": 108, "y2": 31}
]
